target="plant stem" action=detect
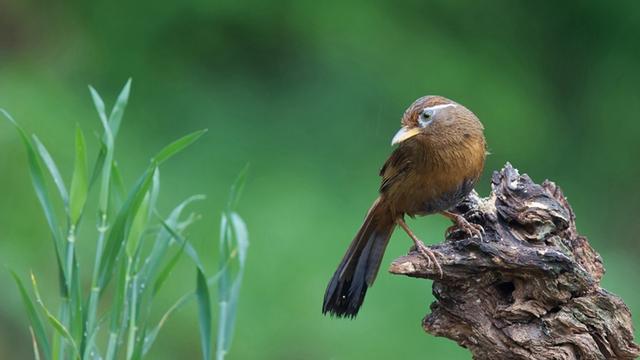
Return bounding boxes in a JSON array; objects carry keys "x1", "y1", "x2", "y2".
[
  {"x1": 59, "y1": 225, "x2": 77, "y2": 359},
  {"x1": 87, "y1": 214, "x2": 107, "y2": 326},
  {"x1": 57, "y1": 303, "x2": 68, "y2": 359},
  {"x1": 84, "y1": 213, "x2": 107, "y2": 359},
  {"x1": 215, "y1": 301, "x2": 228, "y2": 360},
  {"x1": 126, "y1": 270, "x2": 138, "y2": 360},
  {"x1": 105, "y1": 332, "x2": 118, "y2": 360},
  {"x1": 65, "y1": 225, "x2": 76, "y2": 292}
]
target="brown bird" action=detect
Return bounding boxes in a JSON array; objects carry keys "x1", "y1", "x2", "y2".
[{"x1": 323, "y1": 95, "x2": 486, "y2": 318}]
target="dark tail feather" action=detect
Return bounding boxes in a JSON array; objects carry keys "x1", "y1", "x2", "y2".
[{"x1": 322, "y1": 198, "x2": 395, "y2": 318}]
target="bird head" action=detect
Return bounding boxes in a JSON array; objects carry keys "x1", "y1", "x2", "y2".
[{"x1": 391, "y1": 95, "x2": 483, "y2": 146}]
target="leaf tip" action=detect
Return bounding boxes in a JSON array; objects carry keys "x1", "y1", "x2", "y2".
[{"x1": 0, "y1": 108, "x2": 18, "y2": 126}]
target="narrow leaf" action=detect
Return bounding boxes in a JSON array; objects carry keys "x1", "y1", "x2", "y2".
[
  {"x1": 97, "y1": 164, "x2": 156, "y2": 290},
  {"x1": 230, "y1": 213, "x2": 249, "y2": 266},
  {"x1": 153, "y1": 129, "x2": 207, "y2": 165},
  {"x1": 216, "y1": 214, "x2": 233, "y2": 360},
  {"x1": 89, "y1": 79, "x2": 131, "y2": 189},
  {"x1": 196, "y1": 269, "x2": 212, "y2": 360},
  {"x1": 216, "y1": 212, "x2": 249, "y2": 360},
  {"x1": 221, "y1": 213, "x2": 249, "y2": 355},
  {"x1": 152, "y1": 240, "x2": 186, "y2": 296},
  {"x1": 108, "y1": 256, "x2": 129, "y2": 334},
  {"x1": 69, "y1": 254, "x2": 83, "y2": 348},
  {"x1": 110, "y1": 161, "x2": 126, "y2": 209},
  {"x1": 107, "y1": 78, "x2": 131, "y2": 138},
  {"x1": 144, "y1": 259, "x2": 237, "y2": 356},
  {"x1": 216, "y1": 170, "x2": 249, "y2": 360},
  {"x1": 10, "y1": 271, "x2": 51, "y2": 360},
  {"x1": 89, "y1": 86, "x2": 109, "y2": 125},
  {"x1": 29, "y1": 327, "x2": 42, "y2": 360},
  {"x1": 69, "y1": 126, "x2": 88, "y2": 225},
  {"x1": 126, "y1": 192, "x2": 150, "y2": 258},
  {"x1": 227, "y1": 164, "x2": 249, "y2": 211},
  {"x1": 143, "y1": 292, "x2": 191, "y2": 355},
  {"x1": 158, "y1": 216, "x2": 203, "y2": 270},
  {"x1": 96, "y1": 100, "x2": 114, "y2": 217},
  {"x1": 140, "y1": 195, "x2": 205, "y2": 289},
  {"x1": 30, "y1": 273, "x2": 80, "y2": 360},
  {"x1": 2, "y1": 109, "x2": 68, "y2": 296},
  {"x1": 32, "y1": 135, "x2": 69, "y2": 209}
]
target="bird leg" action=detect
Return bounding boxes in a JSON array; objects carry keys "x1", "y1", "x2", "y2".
[
  {"x1": 440, "y1": 210, "x2": 485, "y2": 240},
  {"x1": 396, "y1": 217, "x2": 443, "y2": 278}
]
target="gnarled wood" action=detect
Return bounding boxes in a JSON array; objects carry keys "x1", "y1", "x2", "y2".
[{"x1": 389, "y1": 163, "x2": 639, "y2": 360}]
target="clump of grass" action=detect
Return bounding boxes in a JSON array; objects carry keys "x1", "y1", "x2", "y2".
[{"x1": 2, "y1": 80, "x2": 249, "y2": 360}]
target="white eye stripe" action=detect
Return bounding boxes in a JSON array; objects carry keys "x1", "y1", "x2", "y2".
[
  {"x1": 423, "y1": 103, "x2": 457, "y2": 113},
  {"x1": 418, "y1": 103, "x2": 456, "y2": 127}
]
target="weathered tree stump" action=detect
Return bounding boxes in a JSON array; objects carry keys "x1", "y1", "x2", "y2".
[{"x1": 389, "y1": 163, "x2": 639, "y2": 360}]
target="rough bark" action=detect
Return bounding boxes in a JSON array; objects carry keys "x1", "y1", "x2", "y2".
[{"x1": 389, "y1": 163, "x2": 639, "y2": 360}]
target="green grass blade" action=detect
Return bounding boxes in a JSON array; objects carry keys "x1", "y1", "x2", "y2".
[
  {"x1": 221, "y1": 213, "x2": 248, "y2": 355},
  {"x1": 152, "y1": 129, "x2": 207, "y2": 165},
  {"x1": 69, "y1": 126, "x2": 88, "y2": 225},
  {"x1": 2, "y1": 109, "x2": 68, "y2": 296},
  {"x1": 29, "y1": 327, "x2": 43, "y2": 360},
  {"x1": 69, "y1": 255, "x2": 83, "y2": 351},
  {"x1": 230, "y1": 213, "x2": 249, "y2": 267},
  {"x1": 143, "y1": 292, "x2": 191, "y2": 355},
  {"x1": 148, "y1": 167, "x2": 161, "y2": 220},
  {"x1": 140, "y1": 194, "x2": 204, "y2": 290},
  {"x1": 107, "y1": 78, "x2": 131, "y2": 138},
  {"x1": 129, "y1": 325, "x2": 145, "y2": 360},
  {"x1": 126, "y1": 192, "x2": 150, "y2": 258},
  {"x1": 143, "y1": 253, "x2": 239, "y2": 357},
  {"x1": 30, "y1": 273, "x2": 80, "y2": 360},
  {"x1": 32, "y1": 135, "x2": 69, "y2": 210},
  {"x1": 157, "y1": 216, "x2": 204, "y2": 270},
  {"x1": 216, "y1": 212, "x2": 249, "y2": 360},
  {"x1": 196, "y1": 268, "x2": 212, "y2": 360},
  {"x1": 95, "y1": 98, "x2": 114, "y2": 217},
  {"x1": 227, "y1": 164, "x2": 249, "y2": 211},
  {"x1": 10, "y1": 271, "x2": 52, "y2": 360},
  {"x1": 110, "y1": 161, "x2": 126, "y2": 209},
  {"x1": 81, "y1": 319, "x2": 103, "y2": 360},
  {"x1": 97, "y1": 164, "x2": 156, "y2": 290},
  {"x1": 125, "y1": 273, "x2": 141, "y2": 360},
  {"x1": 89, "y1": 142, "x2": 107, "y2": 189},
  {"x1": 216, "y1": 169, "x2": 249, "y2": 360},
  {"x1": 152, "y1": 240, "x2": 186, "y2": 297},
  {"x1": 101, "y1": 128, "x2": 204, "y2": 288},
  {"x1": 88, "y1": 86, "x2": 109, "y2": 125},
  {"x1": 126, "y1": 167, "x2": 158, "y2": 262},
  {"x1": 2, "y1": 109, "x2": 63, "y2": 243},
  {"x1": 88, "y1": 80, "x2": 130, "y2": 189},
  {"x1": 216, "y1": 214, "x2": 232, "y2": 360},
  {"x1": 107, "y1": 256, "x2": 129, "y2": 359}
]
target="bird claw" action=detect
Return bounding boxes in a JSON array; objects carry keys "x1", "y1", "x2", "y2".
[
  {"x1": 446, "y1": 214, "x2": 485, "y2": 241},
  {"x1": 396, "y1": 217, "x2": 444, "y2": 279},
  {"x1": 413, "y1": 241, "x2": 443, "y2": 279}
]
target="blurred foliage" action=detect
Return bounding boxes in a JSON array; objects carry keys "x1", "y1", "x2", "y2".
[{"x1": 1, "y1": 0, "x2": 639, "y2": 359}]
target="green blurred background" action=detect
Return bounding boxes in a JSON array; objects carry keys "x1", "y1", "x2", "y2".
[{"x1": 1, "y1": 1, "x2": 639, "y2": 359}]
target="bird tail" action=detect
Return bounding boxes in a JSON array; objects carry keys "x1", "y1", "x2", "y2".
[{"x1": 322, "y1": 198, "x2": 395, "y2": 318}]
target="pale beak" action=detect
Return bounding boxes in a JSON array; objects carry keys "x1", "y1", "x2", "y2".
[{"x1": 391, "y1": 126, "x2": 421, "y2": 146}]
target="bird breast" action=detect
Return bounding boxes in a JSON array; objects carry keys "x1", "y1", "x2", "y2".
[{"x1": 383, "y1": 135, "x2": 485, "y2": 217}]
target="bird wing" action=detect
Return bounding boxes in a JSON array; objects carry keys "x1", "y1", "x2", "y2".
[{"x1": 379, "y1": 145, "x2": 414, "y2": 193}]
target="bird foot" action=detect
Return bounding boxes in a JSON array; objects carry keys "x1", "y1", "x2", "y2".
[
  {"x1": 412, "y1": 240, "x2": 443, "y2": 279},
  {"x1": 396, "y1": 217, "x2": 444, "y2": 279},
  {"x1": 444, "y1": 212, "x2": 485, "y2": 241}
]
